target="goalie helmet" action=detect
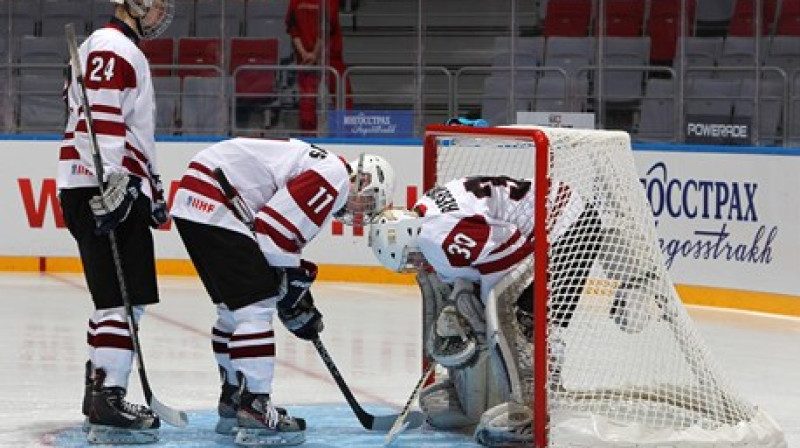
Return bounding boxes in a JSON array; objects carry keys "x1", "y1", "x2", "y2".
[
  {"x1": 335, "y1": 153, "x2": 395, "y2": 225},
  {"x1": 110, "y1": 0, "x2": 174, "y2": 39},
  {"x1": 368, "y1": 208, "x2": 426, "y2": 272}
]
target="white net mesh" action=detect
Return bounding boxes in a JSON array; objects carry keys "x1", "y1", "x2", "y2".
[{"x1": 425, "y1": 125, "x2": 785, "y2": 448}]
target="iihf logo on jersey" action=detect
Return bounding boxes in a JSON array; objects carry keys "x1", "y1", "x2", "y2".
[
  {"x1": 186, "y1": 194, "x2": 215, "y2": 213},
  {"x1": 640, "y1": 161, "x2": 775, "y2": 270},
  {"x1": 71, "y1": 164, "x2": 93, "y2": 176}
]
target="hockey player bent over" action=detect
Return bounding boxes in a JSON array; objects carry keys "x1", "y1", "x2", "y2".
[
  {"x1": 369, "y1": 175, "x2": 602, "y2": 447},
  {"x1": 170, "y1": 139, "x2": 394, "y2": 446},
  {"x1": 58, "y1": 0, "x2": 173, "y2": 444}
]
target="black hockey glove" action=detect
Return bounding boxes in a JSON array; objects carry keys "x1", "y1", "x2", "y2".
[
  {"x1": 278, "y1": 290, "x2": 324, "y2": 341},
  {"x1": 89, "y1": 173, "x2": 141, "y2": 235},
  {"x1": 277, "y1": 260, "x2": 318, "y2": 311},
  {"x1": 149, "y1": 174, "x2": 168, "y2": 228}
]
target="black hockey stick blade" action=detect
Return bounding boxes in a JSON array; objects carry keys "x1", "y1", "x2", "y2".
[{"x1": 312, "y1": 338, "x2": 423, "y2": 431}]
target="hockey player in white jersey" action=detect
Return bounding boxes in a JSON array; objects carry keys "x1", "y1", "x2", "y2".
[
  {"x1": 57, "y1": 0, "x2": 173, "y2": 444},
  {"x1": 170, "y1": 139, "x2": 394, "y2": 446},
  {"x1": 369, "y1": 175, "x2": 602, "y2": 447}
]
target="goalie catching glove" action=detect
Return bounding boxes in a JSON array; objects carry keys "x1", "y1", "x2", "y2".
[
  {"x1": 89, "y1": 172, "x2": 141, "y2": 234},
  {"x1": 277, "y1": 261, "x2": 323, "y2": 341}
]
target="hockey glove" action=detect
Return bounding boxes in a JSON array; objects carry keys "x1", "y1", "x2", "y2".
[
  {"x1": 278, "y1": 290, "x2": 324, "y2": 341},
  {"x1": 89, "y1": 173, "x2": 141, "y2": 235},
  {"x1": 277, "y1": 260, "x2": 318, "y2": 311},
  {"x1": 149, "y1": 174, "x2": 168, "y2": 228}
]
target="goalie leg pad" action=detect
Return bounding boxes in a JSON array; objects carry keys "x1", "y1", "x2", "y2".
[
  {"x1": 418, "y1": 271, "x2": 452, "y2": 345},
  {"x1": 419, "y1": 377, "x2": 477, "y2": 429},
  {"x1": 486, "y1": 257, "x2": 534, "y2": 404},
  {"x1": 474, "y1": 401, "x2": 533, "y2": 448}
]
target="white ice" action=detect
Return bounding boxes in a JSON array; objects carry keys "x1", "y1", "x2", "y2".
[{"x1": 0, "y1": 273, "x2": 796, "y2": 447}]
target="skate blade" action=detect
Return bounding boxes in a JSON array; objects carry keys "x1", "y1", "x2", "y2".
[
  {"x1": 234, "y1": 427, "x2": 305, "y2": 446},
  {"x1": 87, "y1": 424, "x2": 158, "y2": 444},
  {"x1": 215, "y1": 417, "x2": 237, "y2": 435}
]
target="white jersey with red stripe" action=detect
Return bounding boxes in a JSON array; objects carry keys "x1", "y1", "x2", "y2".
[
  {"x1": 169, "y1": 138, "x2": 350, "y2": 268},
  {"x1": 57, "y1": 20, "x2": 160, "y2": 200},
  {"x1": 414, "y1": 176, "x2": 585, "y2": 301}
]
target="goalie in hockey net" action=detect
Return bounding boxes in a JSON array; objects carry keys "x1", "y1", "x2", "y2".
[
  {"x1": 369, "y1": 174, "x2": 602, "y2": 447},
  {"x1": 372, "y1": 124, "x2": 786, "y2": 448}
]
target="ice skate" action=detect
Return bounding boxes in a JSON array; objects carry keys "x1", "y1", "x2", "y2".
[
  {"x1": 234, "y1": 389, "x2": 305, "y2": 446},
  {"x1": 82, "y1": 360, "x2": 92, "y2": 433},
  {"x1": 86, "y1": 368, "x2": 160, "y2": 444},
  {"x1": 216, "y1": 380, "x2": 240, "y2": 435}
]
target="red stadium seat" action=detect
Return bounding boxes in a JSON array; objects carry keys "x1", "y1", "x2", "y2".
[
  {"x1": 543, "y1": 0, "x2": 593, "y2": 37},
  {"x1": 728, "y1": 0, "x2": 777, "y2": 36},
  {"x1": 177, "y1": 38, "x2": 223, "y2": 78},
  {"x1": 230, "y1": 38, "x2": 279, "y2": 96},
  {"x1": 776, "y1": 0, "x2": 800, "y2": 35},
  {"x1": 647, "y1": 0, "x2": 696, "y2": 64},
  {"x1": 140, "y1": 38, "x2": 174, "y2": 77},
  {"x1": 599, "y1": 0, "x2": 645, "y2": 36}
]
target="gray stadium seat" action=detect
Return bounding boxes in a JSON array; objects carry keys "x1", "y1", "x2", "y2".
[
  {"x1": 0, "y1": 73, "x2": 14, "y2": 132},
  {"x1": 480, "y1": 73, "x2": 535, "y2": 126},
  {"x1": 180, "y1": 76, "x2": 229, "y2": 135},
  {"x1": 764, "y1": 36, "x2": 800, "y2": 83},
  {"x1": 732, "y1": 78, "x2": 783, "y2": 145},
  {"x1": 18, "y1": 74, "x2": 66, "y2": 133},
  {"x1": 716, "y1": 36, "x2": 762, "y2": 79},
  {"x1": 247, "y1": 0, "x2": 290, "y2": 22},
  {"x1": 674, "y1": 36, "x2": 724, "y2": 80},
  {"x1": 534, "y1": 76, "x2": 570, "y2": 112},
  {"x1": 493, "y1": 36, "x2": 546, "y2": 61},
  {"x1": 1, "y1": 0, "x2": 40, "y2": 37},
  {"x1": 159, "y1": 0, "x2": 194, "y2": 38},
  {"x1": 598, "y1": 36, "x2": 650, "y2": 103},
  {"x1": 244, "y1": 19, "x2": 291, "y2": 61},
  {"x1": 684, "y1": 77, "x2": 739, "y2": 119},
  {"x1": 635, "y1": 78, "x2": 677, "y2": 142},
  {"x1": 18, "y1": 36, "x2": 69, "y2": 77},
  {"x1": 194, "y1": 0, "x2": 244, "y2": 38},
  {"x1": 695, "y1": 0, "x2": 735, "y2": 23},
  {"x1": 153, "y1": 76, "x2": 180, "y2": 135},
  {"x1": 542, "y1": 36, "x2": 594, "y2": 109},
  {"x1": 790, "y1": 77, "x2": 800, "y2": 146},
  {"x1": 40, "y1": 0, "x2": 89, "y2": 36}
]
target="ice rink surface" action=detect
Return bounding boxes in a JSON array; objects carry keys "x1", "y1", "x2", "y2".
[{"x1": 0, "y1": 272, "x2": 797, "y2": 447}]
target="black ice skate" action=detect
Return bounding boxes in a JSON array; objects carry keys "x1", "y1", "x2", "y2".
[
  {"x1": 216, "y1": 380, "x2": 240, "y2": 435},
  {"x1": 82, "y1": 360, "x2": 92, "y2": 433},
  {"x1": 86, "y1": 368, "x2": 160, "y2": 445},
  {"x1": 234, "y1": 388, "x2": 305, "y2": 446}
]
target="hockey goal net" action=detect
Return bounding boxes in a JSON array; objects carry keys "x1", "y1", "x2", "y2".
[{"x1": 421, "y1": 124, "x2": 785, "y2": 448}]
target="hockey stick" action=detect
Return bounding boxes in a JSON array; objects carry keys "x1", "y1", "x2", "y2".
[
  {"x1": 213, "y1": 166, "x2": 424, "y2": 432},
  {"x1": 64, "y1": 23, "x2": 188, "y2": 428},
  {"x1": 383, "y1": 361, "x2": 434, "y2": 445}
]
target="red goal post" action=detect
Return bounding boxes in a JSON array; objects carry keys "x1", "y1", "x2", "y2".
[{"x1": 421, "y1": 124, "x2": 786, "y2": 448}]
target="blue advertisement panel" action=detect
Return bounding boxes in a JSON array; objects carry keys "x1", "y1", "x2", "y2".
[{"x1": 329, "y1": 110, "x2": 415, "y2": 138}]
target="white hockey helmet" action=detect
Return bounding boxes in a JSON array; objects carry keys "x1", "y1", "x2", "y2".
[
  {"x1": 335, "y1": 153, "x2": 395, "y2": 225},
  {"x1": 368, "y1": 208, "x2": 427, "y2": 272},
  {"x1": 110, "y1": 0, "x2": 174, "y2": 39}
]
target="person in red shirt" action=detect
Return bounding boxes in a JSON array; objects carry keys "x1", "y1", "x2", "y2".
[{"x1": 286, "y1": 0, "x2": 353, "y2": 134}]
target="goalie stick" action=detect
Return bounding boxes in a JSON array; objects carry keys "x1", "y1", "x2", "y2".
[
  {"x1": 384, "y1": 361, "x2": 434, "y2": 446},
  {"x1": 213, "y1": 166, "x2": 423, "y2": 431},
  {"x1": 64, "y1": 23, "x2": 188, "y2": 429}
]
